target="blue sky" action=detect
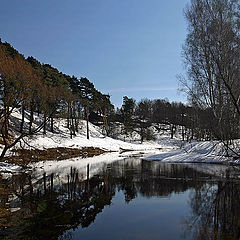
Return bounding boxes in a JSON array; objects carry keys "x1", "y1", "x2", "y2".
[{"x1": 0, "y1": 0, "x2": 189, "y2": 107}]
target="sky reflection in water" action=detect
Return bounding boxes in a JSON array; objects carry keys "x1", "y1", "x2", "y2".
[{"x1": 1, "y1": 159, "x2": 240, "y2": 240}]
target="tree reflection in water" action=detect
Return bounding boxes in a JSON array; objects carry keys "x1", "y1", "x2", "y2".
[
  {"x1": 0, "y1": 160, "x2": 240, "y2": 240},
  {"x1": 0, "y1": 167, "x2": 115, "y2": 240},
  {"x1": 186, "y1": 179, "x2": 240, "y2": 240}
]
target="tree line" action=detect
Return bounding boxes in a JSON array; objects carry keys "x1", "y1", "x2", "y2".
[
  {"x1": 105, "y1": 96, "x2": 215, "y2": 143},
  {"x1": 0, "y1": 39, "x2": 113, "y2": 159},
  {"x1": 2, "y1": 0, "x2": 240, "y2": 161}
]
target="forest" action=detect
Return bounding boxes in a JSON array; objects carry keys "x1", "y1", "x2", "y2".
[
  {"x1": 1, "y1": 0, "x2": 240, "y2": 162},
  {"x1": 1, "y1": 1, "x2": 240, "y2": 240},
  {"x1": 0, "y1": 1, "x2": 239, "y2": 163},
  {"x1": 0, "y1": 39, "x2": 114, "y2": 159},
  {"x1": 0, "y1": 40, "x2": 217, "y2": 157}
]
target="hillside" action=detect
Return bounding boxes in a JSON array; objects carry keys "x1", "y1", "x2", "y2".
[{"x1": 1, "y1": 109, "x2": 240, "y2": 175}]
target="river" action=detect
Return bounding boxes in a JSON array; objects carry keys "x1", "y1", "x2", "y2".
[{"x1": 1, "y1": 157, "x2": 240, "y2": 240}]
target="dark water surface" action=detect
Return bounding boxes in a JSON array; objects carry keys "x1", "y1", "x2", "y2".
[{"x1": 1, "y1": 158, "x2": 240, "y2": 240}]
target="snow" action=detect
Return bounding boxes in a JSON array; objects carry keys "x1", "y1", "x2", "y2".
[
  {"x1": 17, "y1": 118, "x2": 166, "y2": 152},
  {"x1": 0, "y1": 109, "x2": 240, "y2": 175},
  {"x1": 144, "y1": 141, "x2": 240, "y2": 164}
]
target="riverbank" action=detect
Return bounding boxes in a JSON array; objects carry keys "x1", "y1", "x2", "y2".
[
  {"x1": 0, "y1": 115, "x2": 240, "y2": 174},
  {"x1": 145, "y1": 140, "x2": 240, "y2": 164},
  {"x1": 0, "y1": 117, "x2": 171, "y2": 173},
  {"x1": 4, "y1": 147, "x2": 107, "y2": 166}
]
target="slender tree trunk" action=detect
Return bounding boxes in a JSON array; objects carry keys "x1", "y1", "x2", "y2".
[
  {"x1": 0, "y1": 145, "x2": 8, "y2": 160},
  {"x1": 29, "y1": 100, "x2": 34, "y2": 134},
  {"x1": 100, "y1": 108, "x2": 109, "y2": 136},
  {"x1": 86, "y1": 99, "x2": 89, "y2": 140},
  {"x1": 43, "y1": 113, "x2": 46, "y2": 134},
  {"x1": 75, "y1": 118, "x2": 78, "y2": 133},
  {"x1": 191, "y1": 127, "x2": 194, "y2": 141},
  {"x1": 50, "y1": 116, "x2": 54, "y2": 133},
  {"x1": 182, "y1": 126, "x2": 185, "y2": 141},
  {"x1": 20, "y1": 101, "x2": 25, "y2": 133},
  {"x1": 181, "y1": 113, "x2": 185, "y2": 141},
  {"x1": 67, "y1": 102, "x2": 70, "y2": 129},
  {"x1": 140, "y1": 125, "x2": 144, "y2": 143},
  {"x1": 71, "y1": 116, "x2": 75, "y2": 136},
  {"x1": 73, "y1": 103, "x2": 78, "y2": 133},
  {"x1": 4, "y1": 104, "x2": 9, "y2": 139},
  {"x1": 72, "y1": 104, "x2": 76, "y2": 136},
  {"x1": 71, "y1": 106, "x2": 75, "y2": 137},
  {"x1": 170, "y1": 124, "x2": 174, "y2": 139}
]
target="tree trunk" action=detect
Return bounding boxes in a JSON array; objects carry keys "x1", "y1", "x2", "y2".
[
  {"x1": 4, "y1": 104, "x2": 9, "y2": 139},
  {"x1": 0, "y1": 145, "x2": 8, "y2": 160},
  {"x1": 191, "y1": 127, "x2": 194, "y2": 141},
  {"x1": 75, "y1": 118, "x2": 78, "y2": 133},
  {"x1": 100, "y1": 108, "x2": 109, "y2": 136},
  {"x1": 78, "y1": 104, "x2": 81, "y2": 119},
  {"x1": 182, "y1": 126, "x2": 185, "y2": 141},
  {"x1": 170, "y1": 124, "x2": 174, "y2": 139},
  {"x1": 29, "y1": 101, "x2": 34, "y2": 134},
  {"x1": 181, "y1": 113, "x2": 185, "y2": 141},
  {"x1": 70, "y1": 106, "x2": 75, "y2": 137},
  {"x1": 67, "y1": 102, "x2": 70, "y2": 129},
  {"x1": 43, "y1": 113, "x2": 46, "y2": 134},
  {"x1": 140, "y1": 126, "x2": 144, "y2": 143},
  {"x1": 50, "y1": 116, "x2": 54, "y2": 133},
  {"x1": 20, "y1": 101, "x2": 25, "y2": 133},
  {"x1": 86, "y1": 99, "x2": 89, "y2": 140}
]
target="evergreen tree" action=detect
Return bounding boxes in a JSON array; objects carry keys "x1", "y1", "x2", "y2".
[{"x1": 121, "y1": 96, "x2": 136, "y2": 136}]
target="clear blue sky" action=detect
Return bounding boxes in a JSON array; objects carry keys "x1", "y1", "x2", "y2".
[{"x1": 0, "y1": 0, "x2": 189, "y2": 107}]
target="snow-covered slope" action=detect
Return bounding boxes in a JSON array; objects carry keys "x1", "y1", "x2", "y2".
[
  {"x1": 1, "y1": 109, "x2": 240, "y2": 177},
  {"x1": 19, "y1": 118, "x2": 170, "y2": 152},
  {"x1": 6, "y1": 108, "x2": 180, "y2": 153},
  {"x1": 145, "y1": 140, "x2": 240, "y2": 164}
]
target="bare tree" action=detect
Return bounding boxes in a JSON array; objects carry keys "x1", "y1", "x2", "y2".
[{"x1": 181, "y1": 0, "x2": 240, "y2": 142}]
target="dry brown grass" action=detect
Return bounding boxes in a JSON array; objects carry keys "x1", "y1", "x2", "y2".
[
  {"x1": 0, "y1": 208, "x2": 12, "y2": 227},
  {"x1": 3, "y1": 147, "x2": 108, "y2": 166}
]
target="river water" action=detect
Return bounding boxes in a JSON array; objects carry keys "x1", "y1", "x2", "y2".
[{"x1": 1, "y1": 157, "x2": 240, "y2": 240}]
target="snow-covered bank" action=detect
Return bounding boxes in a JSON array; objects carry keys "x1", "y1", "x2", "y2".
[
  {"x1": 0, "y1": 115, "x2": 172, "y2": 174},
  {"x1": 1, "y1": 109, "x2": 240, "y2": 175},
  {"x1": 145, "y1": 141, "x2": 240, "y2": 164}
]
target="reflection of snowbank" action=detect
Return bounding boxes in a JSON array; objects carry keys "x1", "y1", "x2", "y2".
[
  {"x1": 186, "y1": 163, "x2": 240, "y2": 178},
  {"x1": 30, "y1": 150, "x2": 160, "y2": 184},
  {"x1": 0, "y1": 162, "x2": 22, "y2": 175},
  {"x1": 138, "y1": 160, "x2": 240, "y2": 178},
  {"x1": 31, "y1": 152, "x2": 124, "y2": 183}
]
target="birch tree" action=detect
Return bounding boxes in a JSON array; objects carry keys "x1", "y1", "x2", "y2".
[{"x1": 182, "y1": 0, "x2": 240, "y2": 141}]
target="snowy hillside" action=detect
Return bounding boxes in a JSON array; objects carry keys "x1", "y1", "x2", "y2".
[
  {"x1": 145, "y1": 140, "x2": 240, "y2": 164},
  {"x1": 1, "y1": 109, "x2": 240, "y2": 176},
  {"x1": 2, "y1": 108, "x2": 181, "y2": 154},
  {"x1": 18, "y1": 118, "x2": 174, "y2": 152}
]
